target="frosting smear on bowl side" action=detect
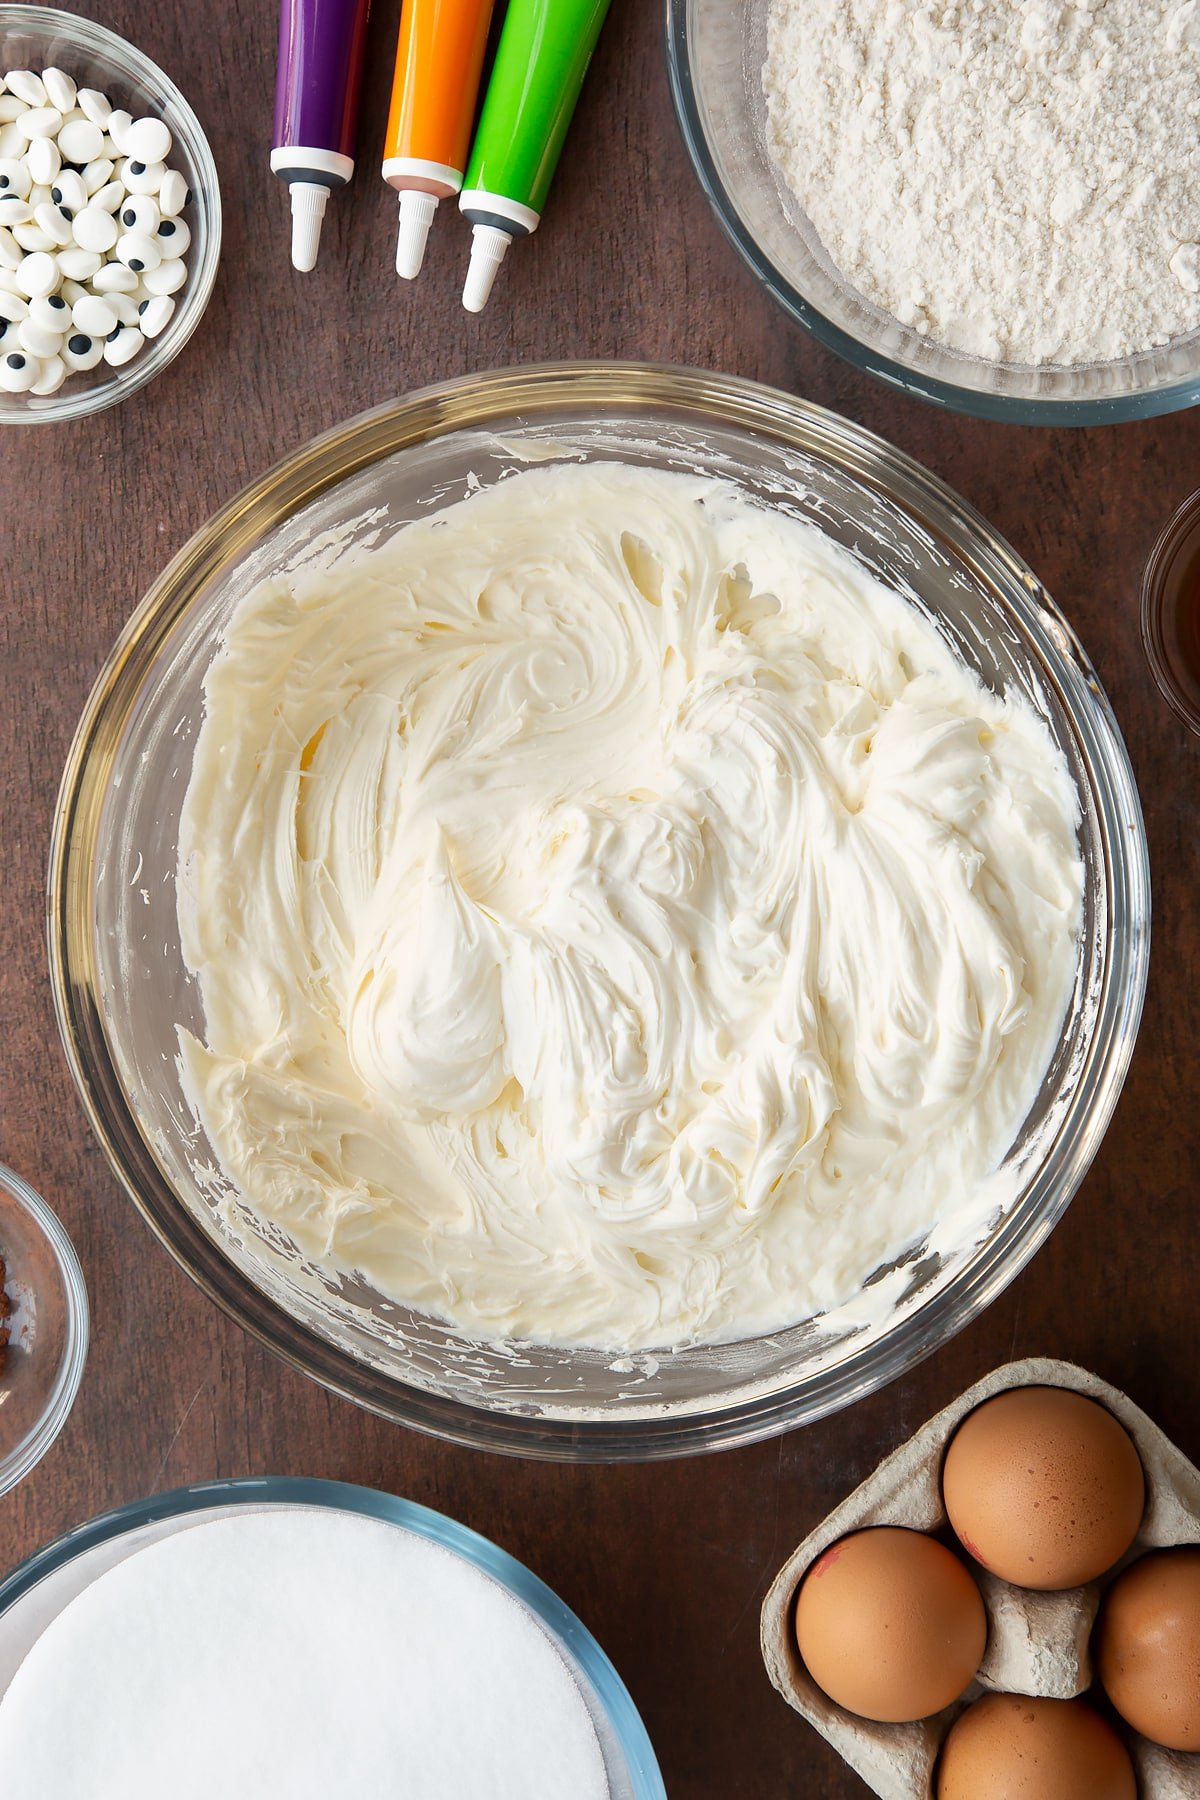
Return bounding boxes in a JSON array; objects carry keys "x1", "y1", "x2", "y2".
[{"x1": 177, "y1": 462, "x2": 1083, "y2": 1352}]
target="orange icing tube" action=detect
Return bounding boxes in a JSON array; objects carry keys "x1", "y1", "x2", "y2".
[{"x1": 382, "y1": 0, "x2": 496, "y2": 279}]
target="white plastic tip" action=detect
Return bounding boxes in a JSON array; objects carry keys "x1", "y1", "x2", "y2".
[
  {"x1": 463, "y1": 223, "x2": 512, "y2": 313},
  {"x1": 396, "y1": 190, "x2": 439, "y2": 279},
  {"x1": 289, "y1": 181, "x2": 329, "y2": 272}
]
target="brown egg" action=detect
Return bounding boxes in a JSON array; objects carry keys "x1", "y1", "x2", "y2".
[
  {"x1": 793, "y1": 1526, "x2": 986, "y2": 1723},
  {"x1": 1096, "y1": 1545, "x2": 1200, "y2": 1750},
  {"x1": 936, "y1": 1694, "x2": 1137, "y2": 1799},
  {"x1": 942, "y1": 1386, "x2": 1144, "y2": 1589}
]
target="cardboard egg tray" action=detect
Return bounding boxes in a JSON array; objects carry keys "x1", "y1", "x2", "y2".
[{"x1": 760, "y1": 1357, "x2": 1200, "y2": 1797}]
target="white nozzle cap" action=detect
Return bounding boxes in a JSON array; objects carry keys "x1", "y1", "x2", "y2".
[
  {"x1": 396, "y1": 190, "x2": 439, "y2": 279},
  {"x1": 289, "y1": 181, "x2": 329, "y2": 272},
  {"x1": 463, "y1": 223, "x2": 512, "y2": 313}
]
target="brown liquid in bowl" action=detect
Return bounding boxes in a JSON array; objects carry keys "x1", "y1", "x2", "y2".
[
  {"x1": 1143, "y1": 494, "x2": 1200, "y2": 733},
  {"x1": 1160, "y1": 544, "x2": 1200, "y2": 711}
]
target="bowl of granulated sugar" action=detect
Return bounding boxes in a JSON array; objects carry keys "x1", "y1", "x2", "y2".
[
  {"x1": 667, "y1": 0, "x2": 1200, "y2": 423},
  {"x1": 0, "y1": 1479, "x2": 666, "y2": 1800}
]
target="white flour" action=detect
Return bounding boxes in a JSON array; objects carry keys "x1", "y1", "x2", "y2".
[{"x1": 763, "y1": 0, "x2": 1200, "y2": 366}]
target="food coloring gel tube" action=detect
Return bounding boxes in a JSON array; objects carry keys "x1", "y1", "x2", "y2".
[
  {"x1": 383, "y1": 0, "x2": 496, "y2": 279},
  {"x1": 459, "y1": 0, "x2": 613, "y2": 311},
  {"x1": 272, "y1": 0, "x2": 372, "y2": 271}
]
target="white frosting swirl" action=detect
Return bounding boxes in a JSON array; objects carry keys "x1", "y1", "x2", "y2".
[{"x1": 178, "y1": 463, "x2": 1083, "y2": 1351}]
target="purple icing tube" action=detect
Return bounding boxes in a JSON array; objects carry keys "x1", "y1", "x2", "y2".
[{"x1": 271, "y1": 0, "x2": 372, "y2": 271}]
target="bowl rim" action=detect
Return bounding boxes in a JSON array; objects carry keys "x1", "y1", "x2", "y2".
[
  {"x1": 0, "y1": 3, "x2": 222, "y2": 424},
  {"x1": 46, "y1": 361, "x2": 1152, "y2": 1461},
  {"x1": 663, "y1": 0, "x2": 1200, "y2": 426},
  {"x1": 0, "y1": 1474, "x2": 667, "y2": 1798},
  {"x1": 0, "y1": 1162, "x2": 89, "y2": 1497}
]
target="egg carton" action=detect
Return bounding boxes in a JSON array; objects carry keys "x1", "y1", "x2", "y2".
[{"x1": 760, "y1": 1357, "x2": 1200, "y2": 1798}]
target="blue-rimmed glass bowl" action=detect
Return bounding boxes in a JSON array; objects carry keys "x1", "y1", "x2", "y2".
[
  {"x1": 0, "y1": 1476, "x2": 666, "y2": 1798},
  {"x1": 665, "y1": 0, "x2": 1200, "y2": 423}
]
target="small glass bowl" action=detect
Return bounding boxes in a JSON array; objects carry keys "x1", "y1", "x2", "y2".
[
  {"x1": 1141, "y1": 489, "x2": 1200, "y2": 736},
  {"x1": 0, "y1": 1163, "x2": 88, "y2": 1496},
  {"x1": 0, "y1": 6, "x2": 221, "y2": 423}
]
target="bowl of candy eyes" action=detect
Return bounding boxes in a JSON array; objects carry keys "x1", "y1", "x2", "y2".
[{"x1": 0, "y1": 6, "x2": 220, "y2": 421}]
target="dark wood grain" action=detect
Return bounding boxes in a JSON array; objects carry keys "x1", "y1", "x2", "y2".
[{"x1": 0, "y1": 3, "x2": 1197, "y2": 1794}]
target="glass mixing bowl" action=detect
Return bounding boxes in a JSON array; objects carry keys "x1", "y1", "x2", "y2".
[
  {"x1": 48, "y1": 364, "x2": 1150, "y2": 1460},
  {"x1": 665, "y1": 0, "x2": 1200, "y2": 424},
  {"x1": 0, "y1": 6, "x2": 221, "y2": 424}
]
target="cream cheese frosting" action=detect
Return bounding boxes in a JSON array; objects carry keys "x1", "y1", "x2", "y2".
[{"x1": 177, "y1": 462, "x2": 1084, "y2": 1352}]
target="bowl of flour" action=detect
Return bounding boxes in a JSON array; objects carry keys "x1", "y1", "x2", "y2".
[{"x1": 666, "y1": 0, "x2": 1200, "y2": 421}]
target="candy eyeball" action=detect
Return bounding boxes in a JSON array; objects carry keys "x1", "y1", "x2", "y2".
[
  {"x1": 91, "y1": 260, "x2": 138, "y2": 294},
  {"x1": 56, "y1": 246, "x2": 102, "y2": 281},
  {"x1": 119, "y1": 194, "x2": 158, "y2": 234},
  {"x1": 56, "y1": 117, "x2": 103, "y2": 165},
  {"x1": 12, "y1": 221, "x2": 56, "y2": 253},
  {"x1": 76, "y1": 89, "x2": 113, "y2": 128},
  {"x1": 70, "y1": 292, "x2": 116, "y2": 337},
  {"x1": 61, "y1": 330, "x2": 102, "y2": 371},
  {"x1": 105, "y1": 109, "x2": 134, "y2": 154},
  {"x1": 102, "y1": 323, "x2": 143, "y2": 366},
  {"x1": 137, "y1": 293, "x2": 174, "y2": 337},
  {"x1": 80, "y1": 156, "x2": 114, "y2": 196},
  {"x1": 28, "y1": 290, "x2": 67, "y2": 328},
  {"x1": 157, "y1": 168, "x2": 187, "y2": 216},
  {"x1": 5, "y1": 71, "x2": 46, "y2": 107},
  {"x1": 89, "y1": 180, "x2": 125, "y2": 215},
  {"x1": 0, "y1": 156, "x2": 32, "y2": 199},
  {"x1": 40, "y1": 68, "x2": 76, "y2": 114},
  {"x1": 119, "y1": 156, "x2": 164, "y2": 195},
  {"x1": 50, "y1": 169, "x2": 86, "y2": 213},
  {"x1": 25, "y1": 133, "x2": 59, "y2": 185},
  {"x1": 33, "y1": 201, "x2": 73, "y2": 247},
  {"x1": 19, "y1": 107, "x2": 65, "y2": 142},
  {"x1": 16, "y1": 314, "x2": 63, "y2": 358},
  {"x1": 156, "y1": 214, "x2": 190, "y2": 257},
  {"x1": 0, "y1": 348, "x2": 38, "y2": 390},
  {"x1": 115, "y1": 230, "x2": 160, "y2": 274},
  {"x1": 29, "y1": 349, "x2": 64, "y2": 393},
  {"x1": 71, "y1": 204, "x2": 118, "y2": 253},
  {"x1": 13, "y1": 250, "x2": 58, "y2": 296},
  {"x1": 107, "y1": 292, "x2": 140, "y2": 328},
  {"x1": 125, "y1": 116, "x2": 171, "y2": 164},
  {"x1": 142, "y1": 257, "x2": 185, "y2": 296}
]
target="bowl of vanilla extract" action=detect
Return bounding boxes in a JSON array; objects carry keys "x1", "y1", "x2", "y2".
[{"x1": 1142, "y1": 490, "x2": 1200, "y2": 735}]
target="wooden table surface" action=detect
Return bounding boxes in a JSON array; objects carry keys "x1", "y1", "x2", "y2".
[{"x1": 1, "y1": 2, "x2": 1197, "y2": 1793}]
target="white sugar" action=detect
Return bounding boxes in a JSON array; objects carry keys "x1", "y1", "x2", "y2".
[{"x1": 0, "y1": 1508, "x2": 610, "y2": 1799}]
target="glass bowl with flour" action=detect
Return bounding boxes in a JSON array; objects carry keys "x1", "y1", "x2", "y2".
[
  {"x1": 49, "y1": 365, "x2": 1149, "y2": 1457},
  {"x1": 667, "y1": 0, "x2": 1200, "y2": 422}
]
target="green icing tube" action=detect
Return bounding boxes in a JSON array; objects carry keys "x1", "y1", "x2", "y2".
[{"x1": 460, "y1": 0, "x2": 614, "y2": 311}]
